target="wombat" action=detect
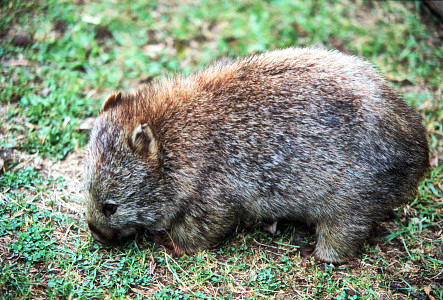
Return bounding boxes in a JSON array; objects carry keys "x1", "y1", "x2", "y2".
[{"x1": 83, "y1": 48, "x2": 430, "y2": 263}]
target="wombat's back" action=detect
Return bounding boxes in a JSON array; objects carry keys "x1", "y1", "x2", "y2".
[{"x1": 84, "y1": 48, "x2": 430, "y2": 263}]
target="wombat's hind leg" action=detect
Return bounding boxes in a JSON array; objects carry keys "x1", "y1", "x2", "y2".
[{"x1": 314, "y1": 217, "x2": 371, "y2": 263}]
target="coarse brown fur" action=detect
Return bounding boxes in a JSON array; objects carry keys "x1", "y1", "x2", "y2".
[{"x1": 83, "y1": 48, "x2": 430, "y2": 263}]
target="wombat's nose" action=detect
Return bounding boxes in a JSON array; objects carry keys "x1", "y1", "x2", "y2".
[{"x1": 87, "y1": 222, "x2": 116, "y2": 244}]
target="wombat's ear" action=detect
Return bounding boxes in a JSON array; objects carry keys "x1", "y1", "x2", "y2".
[
  {"x1": 101, "y1": 91, "x2": 122, "y2": 112},
  {"x1": 129, "y1": 124, "x2": 159, "y2": 157}
]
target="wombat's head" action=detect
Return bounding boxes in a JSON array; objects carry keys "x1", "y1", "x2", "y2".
[{"x1": 83, "y1": 92, "x2": 166, "y2": 244}]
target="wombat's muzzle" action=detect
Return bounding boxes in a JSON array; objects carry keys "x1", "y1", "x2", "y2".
[{"x1": 88, "y1": 222, "x2": 134, "y2": 245}]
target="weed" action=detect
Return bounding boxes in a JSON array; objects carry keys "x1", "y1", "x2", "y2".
[{"x1": 0, "y1": 166, "x2": 42, "y2": 190}]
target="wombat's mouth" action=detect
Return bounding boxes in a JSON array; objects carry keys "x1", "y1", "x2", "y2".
[{"x1": 88, "y1": 222, "x2": 136, "y2": 245}]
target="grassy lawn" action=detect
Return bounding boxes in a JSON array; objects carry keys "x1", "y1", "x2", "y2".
[{"x1": 1, "y1": 0, "x2": 442, "y2": 299}]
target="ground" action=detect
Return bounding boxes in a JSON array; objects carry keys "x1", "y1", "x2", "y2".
[{"x1": 0, "y1": 0, "x2": 442, "y2": 299}]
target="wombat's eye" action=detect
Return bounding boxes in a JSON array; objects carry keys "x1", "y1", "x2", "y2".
[{"x1": 103, "y1": 204, "x2": 118, "y2": 217}]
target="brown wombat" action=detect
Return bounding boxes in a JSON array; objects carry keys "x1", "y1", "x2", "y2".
[{"x1": 83, "y1": 48, "x2": 430, "y2": 263}]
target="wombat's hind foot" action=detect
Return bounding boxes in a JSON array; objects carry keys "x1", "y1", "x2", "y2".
[
  {"x1": 296, "y1": 242, "x2": 316, "y2": 260},
  {"x1": 314, "y1": 219, "x2": 370, "y2": 264}
]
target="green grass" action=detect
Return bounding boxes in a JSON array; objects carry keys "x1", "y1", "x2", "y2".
[{"x1": 1, "y1": 0, "x2": 442, "y2": 299}]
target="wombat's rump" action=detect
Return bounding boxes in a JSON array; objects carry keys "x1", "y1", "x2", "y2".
[{"x1": 83, "y1": 48, "x2": 429, "y2": 263}]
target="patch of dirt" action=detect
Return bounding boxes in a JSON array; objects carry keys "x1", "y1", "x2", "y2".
[
  {"x1": 44, "y1": 150, "x2": 85, "y2": 219},
  {"x1": 0, "y1": 148, "x2": 85, "y2": 217}
]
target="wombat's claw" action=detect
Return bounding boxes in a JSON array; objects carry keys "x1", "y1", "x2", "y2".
[
  {"x1": 153, "y1": 244, "x2": 166, "y2": 253},
  {"x1": 263, "y1": 221, "x2": 278, "y2": 234},
  {"x1": 294, "y1": 242, "x2": 327, "y2": 263},
  {"x1": 155, "y1": 245, "x2": 185, "y2": 257}
]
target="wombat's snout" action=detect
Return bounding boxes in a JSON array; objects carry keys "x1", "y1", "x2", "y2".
[
  {"x1": 87, "y1": 222, "x2": 117, "y2": 244},
  {"x1": 88, "y1": 222, "x2": 135, "y2": 246}
]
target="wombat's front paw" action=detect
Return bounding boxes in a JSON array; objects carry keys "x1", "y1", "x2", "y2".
[{"x1": 153, "y1": 233, "x2": 187, "y2": 256}]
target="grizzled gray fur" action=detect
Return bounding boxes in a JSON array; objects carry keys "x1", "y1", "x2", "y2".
[{"x1": 83, "y1": 48, "x2": 430, "y2": 263}]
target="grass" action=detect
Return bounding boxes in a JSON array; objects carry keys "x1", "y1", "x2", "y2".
[{"x1": 1, "y1": 0, "x2": 442, "y2": 299}]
